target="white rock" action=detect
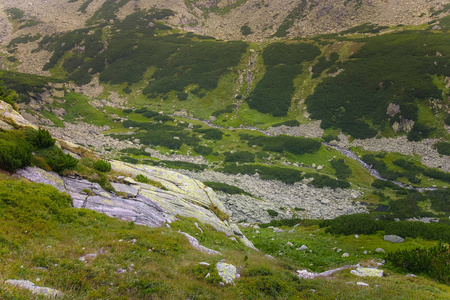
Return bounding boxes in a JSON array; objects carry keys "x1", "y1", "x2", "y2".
[
  {"x1": 342, "y1": 253, "x2": 349, "y2": 258},
  {"x1": 357, "y1": 282, "x2": 370, "y2": 286}
]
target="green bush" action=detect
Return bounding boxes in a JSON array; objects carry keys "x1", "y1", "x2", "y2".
[
  {"x1": 159, "y1": 161, "x2": 207, "y2": 171},
  {"x1": 240, "y1": 25, "x2": 252, "y2": 36},
  {"x1": 204, "y1": 181, "x2": 251, "y2": 196},
  {"x1": 426, "y1": 189, "x2": 450, "y2": 214},
  {"x1": 219, "y1": 164, "x2": 304, "y2": 184},
  {"x1": 194, "y1": 128, "x2": 223, "y2": 140},
  {"x1": 193, "y1": 145, "x2": 213, "y2": 156},
  {"x1": 240, "y1": 134, "x2": 321, "y2": 155},
  {"x1": 330, "y1": 158, "x2": 352, "y2": 179},
  {"x1": 0, "y1": 131, "x2": 32, "y2": 172},
  {"x1": 94, "y1": 159, "x2": 111, "y2": 172},
  {"x1": 386, "y1": 244, "x2": 450, "y2": 284},
  {"x1": 32, "y1": 128, "x2": 55, "y2": 149},
  {"x1": 321, "y1": 214, "x2": 380, "y2": 235},
  {"x1": 307, "y1": 174, "x2": 350, "y2": 189},
  {"x1": 224, "y1": 151, "x2": 255, "y2": 163},
  {"x1": 407, "y1": 122, "x2": 434, "y2": 141},
  {"x1": 435, "y1": 141, "x2": 450, "y2": 155},
  {"x1": 321, "y1": 214, "x2": 450, "y2": 242},
  {"x1": 135, "y1": 174, "x2": 150, "y2": 183},
  {"x1": 267, "y1": 209, "x2": 279, "y2": 217},
  {"x1": 388, "y1": 191, "x2": 428, "y2": 218},
  {"x1": 44, "y1": 147, "x2": 78, "y2": 174}
]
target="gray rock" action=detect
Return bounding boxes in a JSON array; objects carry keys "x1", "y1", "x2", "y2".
[
  {"x1": 216, "y1": 262, "x2": 237, "y2": 284},
  {"x1": 286, "y1": 241, "x2": 294, "y2": 247},
  {"x1": 342, "y1": 253, "x2": 349, "y2": 258},
  {"x1": 273, "y1": 227, "x2": 285, "y2": 233},
  {"x1": 351, "y1": 267, "x2": 384, "y2": 277},
  {"x1": 297, "y1": 245, "x2": 308, "y2": 251},
  {"x1": 384, "y1": 235, "x2": 404, "y2": 243},
  {"x1": 5, "y1": 279, "x2": 62, "y2": 298},
  {"x1": 375, "y1": 248, "x2": 385, "y2": 253},
  {"x1": 179, "y1": 231, "x2": 221, "y2": 255}
]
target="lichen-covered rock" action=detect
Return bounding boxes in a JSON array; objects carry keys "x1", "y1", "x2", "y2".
[
  {"x1": 351, "y1": 267, "x2": 384, "y2": 277},
  {"x1": 216, "y1": 262, "x2": 237, "y2": 284},
  {"x1": 5, "y1": 279, "x2": 62, "y2": 298},
  {"x1": 16, "y1": 161, "x2": 256, "y2": 250},
  {"x1": 0, "y1": 100, "x2": 38, "y2": 130}
]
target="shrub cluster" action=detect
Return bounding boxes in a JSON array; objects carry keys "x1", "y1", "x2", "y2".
[
  {"x1": 320, "y1": 214, "x2": 450, "y2": 242},
  {"x1": 32, "y1": 128, "x2": 55, "y2": 149},
  {"x1": 306, "y1": 31, "x2": 448, "y2": 138},
  {"x1": 435, "y1": 141, "x2": 450, "y2": 155},
  {"x1": 204, "y1": 181, "x2": 251, "y2": 196},
  {"x1": 193, "y1": 128, "x2": 223, "y2": 140},
  {"x1": 240, "y1": 134, "x2": 321, "y2": 155},
  {"x1": 307, "y1": 174, "x2": 350, "y2": 189},
  {"x1": 0, "y1": 131, "x2": 32, "y2": 172},
  {"x1": 386, "y1": 244, "x2": 450, "y2": 284},
  {"x1": 224, "y1": 151, "x2": 255, "y2": 163},
  {"x1": 267, "y1": 209, "x2": 279, "y2": 217},
  {"x1": 312, "y1": 52, "x2": 339, "y2": 78},
  {"x1": 246, "y1": 42, "x2": 320, "y2": 116},
  {"x1": 94, "y1": 159, "x2": 111, "y2": 172},
  {"x1": 44, "y1": 147, "x2": 78, "y2": 174},
  {"x1": 330, "y1": 158, "x2": 352, "y2": 179}
]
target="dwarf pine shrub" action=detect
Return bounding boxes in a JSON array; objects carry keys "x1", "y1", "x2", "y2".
[
  {"x1": 32, "y1": 128, "x2": 55, "y2": 149},
  {"x1": 0, "y1": 131, "x2": 32, "y2": 172},
  {"x1": 94, "y1": 159, "x2": 111, "y2": 172}
]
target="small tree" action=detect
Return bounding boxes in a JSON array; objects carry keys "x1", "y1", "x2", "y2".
[
  {"x1": 32, "y1": 128, "x2": 55, "y2": 149},
  {"x1": 94, "y1": 159, "x2": 111, "y2": 172}
]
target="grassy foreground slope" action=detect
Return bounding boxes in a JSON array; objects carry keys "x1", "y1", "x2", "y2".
[{"x1": 1, "y1": 173, "x2": 450, "y2": 299}]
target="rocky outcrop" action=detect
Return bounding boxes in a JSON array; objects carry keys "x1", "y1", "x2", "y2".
[
  {"x1": 16, "y1": 162, "x2": 256, "y2": 250},
  {"x1": 0, "y1": 100, "x2": 38, "y2": 129}
]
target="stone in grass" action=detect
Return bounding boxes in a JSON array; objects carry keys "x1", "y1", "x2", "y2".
[
  {"x1": 342, "y1": 253, "x2": 349, "y2": 258},
  {"x1": 297, "y1": 245, "x2": 308, "y2": 251},
  {"x1": 5, "y1": 279, "x2": 63, "y2": 298},
  {"x1": 375, "y1": 248, "x2": 385, "y2": 253},
  {"x1": 384, "y1": 235, "x2": 404, "y2": 243},
  {"x1": 357, "y1": 282, "x2": 370, "y2": 286},
  {"x1": 216, "y1": 262, "x2": 237, "y2": 284},
  {"x1": 351, "y1": 267, "x2": 384, "y2": 277}
]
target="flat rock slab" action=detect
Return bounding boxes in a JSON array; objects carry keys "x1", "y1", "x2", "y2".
[
  {"x1": 5, "y1": 279, "x2": 62, "y2": 298},
  {"x1": 384, "y1": 235, "x2": 405, "y2": 243},
  {"x1": 351, "y1": 267, "x2": 384, "y2": 277}
]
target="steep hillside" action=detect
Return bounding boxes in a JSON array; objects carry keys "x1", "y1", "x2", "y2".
[{"x1": 1, "y1": 100, "x2": 450, "y2": 299}]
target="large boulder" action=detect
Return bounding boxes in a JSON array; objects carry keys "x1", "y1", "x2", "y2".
[
  {"x1": 384, "y1": 235, "x2": 405, "y2": 243},
  {"x1": 0, "y1": 100, "x2": 38, "y2": 130}
]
